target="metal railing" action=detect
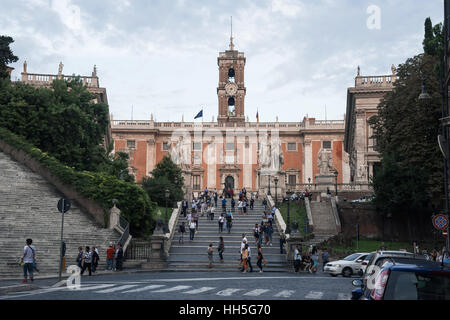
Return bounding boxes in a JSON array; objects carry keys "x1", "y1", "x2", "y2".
[
  {"x1": 125, "y1": 240, "x2": 151, "y2": 260},
  {"x1": 117, "y1": 216, "x2": 131, "y2": 259}
]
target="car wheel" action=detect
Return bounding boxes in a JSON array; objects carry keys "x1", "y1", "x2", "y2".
[
  {"x1": 342, "y1": 267, "x2": 353, "y2": 278},
  {"x1": 330, "y1": 274, "x2": 338, "y2": 277}
]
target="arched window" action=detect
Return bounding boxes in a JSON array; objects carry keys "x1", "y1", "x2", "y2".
[
  {"x1": 228, "y1": 97, "x2": 235, "y2": 116},
  {"x1": 228, "y1": 68, "x2": 235, "y2": 83}
]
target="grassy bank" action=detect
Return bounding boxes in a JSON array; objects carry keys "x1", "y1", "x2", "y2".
[{"x1": 278, "y1": 200, "x2": 309, "y2": 236}]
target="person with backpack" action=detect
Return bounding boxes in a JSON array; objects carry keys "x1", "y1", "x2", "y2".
[
  {"x1": 221, "y1": 197, "x2": 227, "y2": 212},
  {"x1": 81, "y1": 246, "x2": 92, "y2": 276},
  {"x1": 76, "y1": 246, "x2": 84, "y2": 269},
  {"x1": 218, "y1": 237, "x2": 225, "y2": 262},
  {"x1": 178, "y1": 222, "x2": 186, "y2": 244},
  {"x1": 207, "y1": 243, "x2": 214, "y2": 268},
  {"x1": 226, "y1": 211, "x2": 233, "y2": 233},
  {"x1": 21, "y1": 238, "x2": 36, "y2": 283}
]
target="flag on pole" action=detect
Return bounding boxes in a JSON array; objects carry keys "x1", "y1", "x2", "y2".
[{"x1": 194, "y1": 109, "x2": 203, "y2": 119}]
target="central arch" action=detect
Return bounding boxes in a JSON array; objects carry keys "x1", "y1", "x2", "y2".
[{"x1": 225, "y1": 175, "x2": 235, "y2": 190}]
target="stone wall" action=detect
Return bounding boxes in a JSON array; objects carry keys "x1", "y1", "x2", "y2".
[{"x1": 338, "y1": 202, "x2": 436, "y2": 241}]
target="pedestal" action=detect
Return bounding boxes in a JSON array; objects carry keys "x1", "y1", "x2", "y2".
[
  {"x1": 141, "y1": 234, "x2": 168, "y2": 270},
  {"x1": 315, "y1": 174, "x2": 335, "y2": 184}
]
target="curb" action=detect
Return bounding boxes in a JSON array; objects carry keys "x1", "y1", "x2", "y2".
[{"x1": 0, "y1": 284, "x2": 40, "y2": 295}]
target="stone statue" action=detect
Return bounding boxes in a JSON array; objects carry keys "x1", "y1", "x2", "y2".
[
  {"x1": 58, "y1": 61, "x2": 64, "y2": 75},
  {"x1": 317, "y1": 149, "x2": 334, "y2": 175},
  {"x1": 358, "y1": 164, "x2": 367, "y2": 180},
  {"x1": 270, "y1": 138, "x2": 283, "y2": 172},
  {"x1": 92, "y1": 65, "x2": 97, "y2": 77},
  {"x1": 357, "y1": 65, "x2": 360, "y2": 76},
  {"x1": 391, "y1": 64, "x2": 396, "y2": 75},
  {"x1": 258, "y1": 139, "x2": 271, "y2": 169},
  {"x1": 23, "y1": 61, "x2": 27, "y2": 73}
]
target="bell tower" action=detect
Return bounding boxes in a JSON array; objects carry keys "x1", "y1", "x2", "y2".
[{"x1": 217, "y1": 19, "x2": 246, "y2": 124}]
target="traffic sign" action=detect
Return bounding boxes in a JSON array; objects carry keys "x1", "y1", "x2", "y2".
[
  {"x1": 57, "y1": 198, "x2": 71, "y2": 213},
  {"x1": 432, "y1": 214, "x2": 449, "y2": 230}
]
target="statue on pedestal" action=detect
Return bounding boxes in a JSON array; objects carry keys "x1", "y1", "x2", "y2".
[{"x1": 317, "y1": 149, "x2": 334, "y2": 175}]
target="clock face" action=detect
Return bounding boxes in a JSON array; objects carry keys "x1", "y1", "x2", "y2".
[{"x1": 225, "y1": 82, "x2": 238, "y2": 96}]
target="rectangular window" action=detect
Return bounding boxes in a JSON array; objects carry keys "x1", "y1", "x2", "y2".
[
  {"x1": 323, "y1": 141, "x2": 332, "y2": 149},
  {"x1": 162, "y1": 142, "x2": 170, "y2": 151},
  {"x1": 289, "y1": 175, "x2": 296, "y2": 186},
  {"x1": 193, "y1": 142, "x2": 202, "y2": 151},
  {"x1": 226, "y1": 142, "x2": 234, "y2": 151},
  {"x1": 193, "y1": 175, "x2": 201, "y2": 190},
  {"x1": 127, "y1": 140, "x2": 136, "y2": 149},
  {"x1": 287, "y1": 142, "x2": 297, "y2": 151}
]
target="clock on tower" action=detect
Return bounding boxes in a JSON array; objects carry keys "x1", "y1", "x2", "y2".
[{"x1": 217, "y1": 35, "x2": 246, "y2": 124}]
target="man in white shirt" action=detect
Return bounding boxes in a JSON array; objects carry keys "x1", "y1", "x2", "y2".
[{"x1": 21, "y1": 238, "x2": 36, "y2": 283}]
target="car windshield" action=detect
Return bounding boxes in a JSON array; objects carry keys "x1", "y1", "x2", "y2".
[
  {"x1": 384, "y1": 271, "x2": 450, "y2": 300},
  {"x1": 343, "y1": 253, "x2": 361, "y2": 261}
]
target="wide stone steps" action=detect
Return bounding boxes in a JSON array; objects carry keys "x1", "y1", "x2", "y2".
[
  {"x1": 166, "y1": 200, "x2": 289, "y2": 272},
  {"x1": 0, "y1": 151, "x2": 120, "y2": 279}
]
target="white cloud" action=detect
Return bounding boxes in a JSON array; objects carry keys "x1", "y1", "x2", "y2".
[
  {"x1": 50, "y1": 0, "x2": 82, "y2": 31},
  {"x1": 271, "y1": 0, "x2": 302, "y2": 17}
]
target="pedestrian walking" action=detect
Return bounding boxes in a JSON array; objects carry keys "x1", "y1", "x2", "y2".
[
  {"x1": 214, "y1": 191, "x2": 218, "y2": 207},
  {"x1": 218, "y1": 237, "x2": 225, "y2": 262},
  {"x1": 241, "y1": 244, "x2": 249, "y2": 273},
  {"x1": 294, "y1": 245, "x2": 302, "y2": 273},
  {"x1": 279, "y1": 233, "x2": 286, "y2": 254},
  {"x1": 80, "y1": 246, "x2": 92, "y2": 276},
  {"x1": 231, "y1": 198, "x2": 235, "y2": 213},
  {"x1": 253, "y1": 224, "x2": 260, "y2": 245},
  {"x1": 92, "y1": 246, "x2": 99, "y2": 273},
  {"x1": 221, "y1": 197, "x2": 227, "y2": 212},
  {"x1": 106, "y1": 243, "x2": 115, "y2": 271},
  {"x1": 257, "y1": 244, "x2": 265, "y2": 273},
  {"x1": 193, "y1": 211, "x2": 199, "y2": 231},
  {"x1": 218, "y1": 215, "x2": 224, "y2": 233},
  {"x1": 182, "y1": 200, "x2": 188, "y2": 217},
  {"x1": 115, "y1": 244, "x2": 124, "y2": 271},
  {"x1": 209, "y1": 205, "x2": 215, "y2": 221},
  {"x1": 189, "y1": 220, "x2": 196, "y2": 241},
  {"x1": 310, "y1": 246, "x2": 318, "y2": 273},
  {"x1": 263, "y1": 198, "x2": 268, "y2": 211},
  {"x1": 178, "y1": 222, "x2": 186, "y2": 244},
  {"x1": 21, "y1": 238, "x2": 36, "y2": 283},
  {"x1": 250, "y1": 198, "x2": 254, "y2": 210},
  {"x1": 226, "y1": 211, "x2": 233, "y2": 233},
  {"x1": 321, "y1": 248, "x2": 330, "y2": 271},
  {"x1": 247, "y1": 245, "x2": 253, "y2": 272},
  {"x1": 207, "y1": 243, "x2": 214, "y2": 268},
  {"x1": 267, "y1": 223, "x2": 273, "y2": 246},
  {"x1": 243, "y1": 201, "x2": 247, "y2": 215},
  {"x1": 76, "y1": 246, "x2": 84, "y2": 269}
]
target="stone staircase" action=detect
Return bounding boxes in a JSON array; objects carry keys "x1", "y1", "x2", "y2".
[
  {"x1": 307, "y1": 199, "x2": 339, "y2": 247},
  {"x1": 0, "y1": 151, "x2": 120, "y2": 279},
  {"x1": 167, "y1": 200, "x2": 289, "y2": 272}
]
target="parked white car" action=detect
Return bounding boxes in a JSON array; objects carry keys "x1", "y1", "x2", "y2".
[{"x1": 324, "y1": 252, "x2": 370, "y2": 277}]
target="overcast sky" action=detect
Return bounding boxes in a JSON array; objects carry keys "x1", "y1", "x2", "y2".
[{"x1": 2, "y1": 0, "x2": 445, "y2": 122}]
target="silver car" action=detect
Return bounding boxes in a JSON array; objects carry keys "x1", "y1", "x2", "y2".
[{"x1": 324, "y1": 252, "x2": 370, "y2": 277}]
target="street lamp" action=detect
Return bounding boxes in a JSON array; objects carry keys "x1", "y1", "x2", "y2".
[
  {"x1": 274, "y1": 177, "x2": 279, "y2": 206},
  {"x1": 334, "y1": 170, "x2": 339, "y2": 196},
  {"x1": 419, "y1": 80, "x2": 432, "y2": 101},
  {"x1": 284, "y1": 189, "x2": 291, "y2": 234},
  {"x1": 165, "y1": 188, "x2": 170, "y2": 233},
  {"x1": 267, "y1": 174, "x2": 272, "y2": 196}
]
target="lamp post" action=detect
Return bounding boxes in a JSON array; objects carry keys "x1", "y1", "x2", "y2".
[
  {"x1": 267, "y1": 174, "x2": 272, "y2": 196},
  {"x1": 165, "y1": 188, "x2": 170, "y2": 233},
  {"x1": 420, "y1": 58, "x2": 450, "y2": 256},
  {"x1": 274, "y1": 177, "x2": 279, "y2": 206},
  {"x1": 334, "y1": 171, "x2": 339, "y2": 196},
  {"x1": 284, "y1": 189, "x2": 291, "y2": 234}
]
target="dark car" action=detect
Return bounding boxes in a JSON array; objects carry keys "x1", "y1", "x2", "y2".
[{"x1": 352, "y1": 260, "x2": 450, "y2": 300}]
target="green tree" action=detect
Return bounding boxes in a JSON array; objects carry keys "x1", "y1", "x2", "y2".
[
  {"x1": 423, "y1": 18, "x2": 444, "y2": 59},
  {"x1": 142, "y1": 155, "x2": 184, "y2": 207},
  {"x1": 369, "y1": 53, "x2": 443, "y2": 220},
  {"x1": 0, "y1": 35, "x2": 18, "y2": 79},
  {"x1": 0, "y1": 78, "x2": 110, "y2": 172}
]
